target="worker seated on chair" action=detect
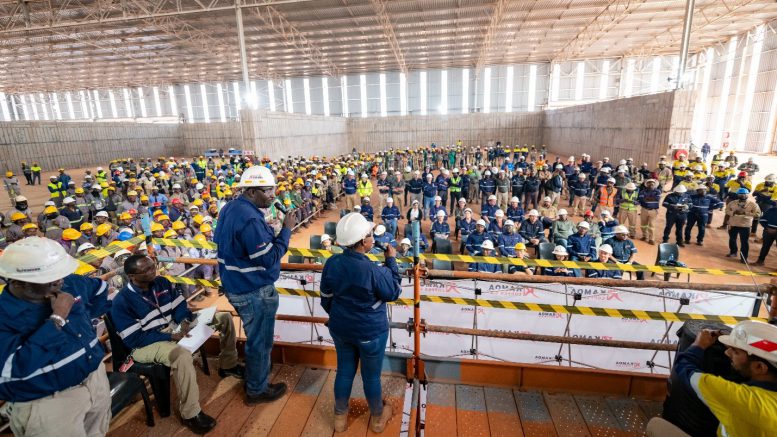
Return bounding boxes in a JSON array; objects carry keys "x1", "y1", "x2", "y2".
[
  {"x1": 543, "y1": 245, "x2": 576, "y2": 277},
  {"x1": 371, "y1": 225, "x2": 396, "y2": 254},
  {"x1": 510, "y1": 242, "x2": 535, "y2": 275},
  {"x1": 110, "y1": 255, "x2": 244, "y2": 434},
  {"x1": 604, "y1": 225, "x2": 643, "y2": 280},
  {"x1": 430, "y1": 210, "x2": 450, "y2": 241},
  {"x1": 468, "y1": 240, "x2": 500, "y2": 273},
  {"x1": 585, "y1": 244, "x2": 623, "y2": 279}
]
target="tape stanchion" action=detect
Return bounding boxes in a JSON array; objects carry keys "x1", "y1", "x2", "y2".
[{"x1": 161, "y1": 275, "x2": 762, "y2": 324}]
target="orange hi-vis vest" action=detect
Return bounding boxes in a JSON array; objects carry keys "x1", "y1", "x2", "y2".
[{"x1": 598, "y1": 186, "x2": 617, "y2": 208}]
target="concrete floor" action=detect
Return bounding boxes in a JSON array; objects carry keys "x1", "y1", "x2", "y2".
[{"x1": 3, "y1": 153, "x2": 776, "y2": 288}]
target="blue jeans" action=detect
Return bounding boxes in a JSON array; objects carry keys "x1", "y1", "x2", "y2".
[
  {"x1": 331, "y1": 330, "x2": 389, "y2": 415},
  {"x1": 384, "y1": 219, "x2": 397, "y2": 237},
  {"x1": 423, "y1": 196, "x2": 435, "y2": 219},
  {"x1": 226, "y1": 285, "x2": 279, "y2": 396}
]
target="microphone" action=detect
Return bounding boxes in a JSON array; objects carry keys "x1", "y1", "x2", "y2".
[{"x1": 273, "y1": 199, "x2": 288, "y2": 214}]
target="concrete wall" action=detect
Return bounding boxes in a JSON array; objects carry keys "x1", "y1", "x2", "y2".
[
  {"x1": 541, "y1": 92, "x2": 677, "y2": 165},
  {"x1": 0, "y1": 121, "x2": 181, "y2": 172},
  {"x1": 181, "y1": 121, "x2": 242, "y2": 156},
  {"x1": 240, "y1": 110, "x2": 349, "y2": 159},
  {"x1": 348, "y1": 112, "x2": 544, "y2": 152}
]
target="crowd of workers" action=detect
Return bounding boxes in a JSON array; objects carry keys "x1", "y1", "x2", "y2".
[{"x1": 1, "y1": 142, "x2": 776, "y2": 436}]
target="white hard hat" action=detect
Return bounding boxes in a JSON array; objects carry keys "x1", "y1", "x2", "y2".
[
  {"x1": 15, "y1": 195, "x2": 27, "y2": 202},
  {"x1": 347, "y1": 170, "x2": 355, "y2": 176},
  {"x1": 674, "y1": 185, "x2": 687, "y2": 193},
  {"x1": 426, "y1": 173, "x2": 433, "y2": 179},
  {"x1": 488, "y1": 194, "x2": 497, "y2": 201},
  {"x1": 113, "y1": 249, "x2": 132, "y2": 259},
  {"x1": 607, "y1": 177, "x2": 616, "y2": 183},
  {"x1": 362, "y1": 196, "x2": 370, "y2": 202},
  {"x1": 62, "y1": 197, "x2": 75, "y2": 204},
  {"x1": 453, "y1": 168, "x2": 460, "y2": 173},
  {"x1": 0, "y1": 237, "x2": 79, "y2": 284},
  {"x1": 504, "y1": 220, "x2": 514, "y2": 227},
  {"x1": 577, "y1": 221, "x2": 590, "y2": 229},
  {"x1": 558, "y1": 209, "x2": 568, "y2": 215},
  {"x1": 484, "y1": 170, "x2": 491, "y2": 176},
  {"x1": 598, "y1": 244, "x2": 613, "y2": 254},
  {"x1": 600, "y1": 210, "x2": 611, "y2": 217},
  {"x1": 77, "y1": 242, "x2": 95, "y2": 253},
  {"x1": 495, "y1": 210, "x2": 504, "y2": 217},
  {"x1": 196, "y1": 183, "x2": 204, "y2": 190},
  {"x1": 625, "y1": 183, "x2": 637, "y2": 190},
  {"x1": 96, "y1": 166, "x2": 103, "y2": 171},
  {"x1": 239, "y1": 165, "x2": 276, "y2": 188},
  {"x1": 458, "y1": 197, "x2": 466, "y2": 203},
  {"x1": 601, "y1": 167, "x2": 611, "y2": 173},
  {"x1": 436, "y1": 210, "x2": 446, "y2": 218},
  {"x1": 335, "y1": 212, "x2": 374, "y2": 246},
  {"x1": 511, "y1": 196, "x2": 520, "y2": 203},
  {"x1": 476, "y1": 219, "x2": 487, "y2": 227},
  {"x1": 405, "y1": 166, "x2": 412, "y2": 172},
  {"x1": 552, "y1": 245, "x2": 568, "y2": 256},
  {"x1": 614, "y1": 225, "x2": 629, "y2": 234},
  {"x1": 579, "y1": 174, "x2": 587, "y2": 179},
  {"x1": 386, "y1": 197, "x2": 394, "y2": 203},
  {"x1": 172, "y1": 183, "x2": 181, "y2": 189},
  {"x1": 374, "y1": 224, "x2": 386, "y2": 236},
  {"x1": 543, "y1": 196, "x2": 551, "y2": 202},
  {"x1": 96, "y1": 211, "x2": 109, "y2": 218},
  {"x1": 401, "y1": 238, "x2": 412, "y2": 246},
  {"x1": 361, "y1": 173, "x2": 368, "y2": 178},
  {"x1": 481, "y1": 240, "x2": 495, "y2": 250},
  {"x1": 766, "y1": 174, "x2": 776, "y2": 183},
  {"x1": 434, "y1": 196, "x2": 442, "y2": 201},
  {"x1": 528, "y1": 209, "x2": 539, "y2": 217},
  {"x1": 719, "y1": 321, "x2": 777, "y2": 366},
  {"x1": 321, "y1": 234, "x2": 331, "y2": 243}
]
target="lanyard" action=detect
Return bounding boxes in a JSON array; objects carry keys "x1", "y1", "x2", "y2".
[{"x1": 128, "y1": 282, "x2": 172, "y2": 325}]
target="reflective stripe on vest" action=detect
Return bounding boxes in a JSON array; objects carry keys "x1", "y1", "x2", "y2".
[
  {"x1": 598, "y1": 187, "x2": 616, "y2": 208},
  {"x1": 620, "y1": 190, "x2": 638, "y2": 211}
]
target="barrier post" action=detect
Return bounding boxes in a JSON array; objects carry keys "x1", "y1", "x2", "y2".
[{"x1": 410, "y1": 220, "x2": 425, "y2": 436}]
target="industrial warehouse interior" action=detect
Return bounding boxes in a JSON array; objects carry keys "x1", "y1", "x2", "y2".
[{"x1": 2, "y1": 0, "x2": 777, "y2": 436}]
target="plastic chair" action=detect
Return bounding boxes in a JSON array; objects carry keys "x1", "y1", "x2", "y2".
[
  {"x1": 432, "y1": 259, "x2": 453, "y2": 271},
  {"x1": 538, "y1": 242, "x2": 556, "y2": 260},
  {"x1": 310, "y1": 235, "x2": 322, "y2": 250},
  {"x1": 104, "y1": 314, "x2": 173, "y2": 418},
  {"x1": 433, "y1": 238, "x2": 452, "y2": 254},
  {"x1": 108, "y1": 372, "x2": 155, "y2": 427},
  {"x1": 324, "y1": 221, "x2": 337, "y2": 240},
  {"x1": 655, "y1": 243, "x2": 688, "y2": 282}
]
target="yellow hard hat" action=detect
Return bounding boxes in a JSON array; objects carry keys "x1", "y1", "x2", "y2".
[
  {"x1": 157, "y1": 214, "x2": 170, "y2": 222},
  {"x1": 10, "y1": 212, "x2": 26, "y2": 221},
  {"x1": 163, "y1": 229, "x2": 176, "y2": 238},
  {"x1": 62, "y1": 228, "x2": 82, "y2": 241},
  {"x1": 119, "y1": 212, "x2": 132, "y2": 220},
  {"x1": 75, "y1": 187, "x2": 84, "y2": 194},
  {"x1": 100, "y1": 182, "x2": 108, "y2": 188},
  {"x1": 5, "y1": 171, "x2": 13, "y2": 177},
  {"x1": 96, "y1": 223, "x2": 112, "y2": 236},
  {"x1": 22, "y1": 223, "x2": 38, "y2": 231},
  {"x1": 172, "y1": 221, "x2": 186, "y2": 230},
  {"x1": 152, "y1": 210, "x2": 163, "y2": 217},
  {"x1": 200, "y1": 223, "x2": 212, "y2": 233},
  {"x1": 140, "y1": 195, "x2": 149, "y2": 201},
  {"x1": 190, "y1": 178, "x2": 198, "y2": 184},
  {"x1": 80, "y1": 222, "x2": 94, "y2": 231},
  {"x1": 193, "y1": 199, "x2": 204, "y2": 206},
  {"x1": 44, "y1": 206, "x2": 58, "y2": 214},
  {"x1": 193, "y1": 214, "x2": 204, "y2": 225},
  {"x1": 514, "y1": 242, "x2": 527, "y2": 251},
  {"x1": 193, "y1": 234, "x2": 207, "y2": 243},
  {"x1": 150, "y1": 222, "x2": 164, "y2": 232}
]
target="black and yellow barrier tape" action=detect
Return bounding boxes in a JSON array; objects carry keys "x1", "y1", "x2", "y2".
[{"x1": 161, "y1": 276, "x2": 762, "y2": 324}]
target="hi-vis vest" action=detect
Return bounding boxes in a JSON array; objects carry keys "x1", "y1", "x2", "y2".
[
  {"x1": 598, "y1": 187, "x2": 616, "y2": 208},
  {"x1": 620, "y1": 190, "x2": 638, "y2": 211}
]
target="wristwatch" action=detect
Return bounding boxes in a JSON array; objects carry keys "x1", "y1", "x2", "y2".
[{"x1": 49, "y1": 314, "x2": 68, "y2": 329}]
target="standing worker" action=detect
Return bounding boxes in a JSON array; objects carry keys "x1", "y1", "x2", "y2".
[
  {"x1": 214, "y1": 165, "x2": 296, "y2": 404},
  {"x1": 320, "y1": 213, "x2": 401, "y2": 433}
]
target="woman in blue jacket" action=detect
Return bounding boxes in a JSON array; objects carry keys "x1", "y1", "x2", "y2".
[{"x1": 320, "y1": 213, "x2": 402, "y2": 433}]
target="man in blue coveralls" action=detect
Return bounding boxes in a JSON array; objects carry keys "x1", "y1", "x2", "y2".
[{"x1": 214, "y1": 165, "x2": 296, "y2": 404}]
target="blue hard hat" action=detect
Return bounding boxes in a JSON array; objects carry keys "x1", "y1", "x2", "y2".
[
  {"x1": 736, "y1": 188, "x2": 750, "y2": 195},
  {"x1": 117, "y1": 227, "x2": 134, "y2": 241}
]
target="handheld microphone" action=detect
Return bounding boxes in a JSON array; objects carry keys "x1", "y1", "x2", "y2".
[{"x1": 273, "y1": 199, "x2": 288, "y2": 214}]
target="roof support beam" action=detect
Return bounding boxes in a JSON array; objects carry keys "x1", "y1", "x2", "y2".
[
  {"x1": 474, "y1": 0, "x2": 508, "y2": 77},
  {"x1": 554, "y1": 0, "x2": 647, "y2": 62},
  {"x1": 249, "y1": 4, "x2": 342, "y2": 77},
  {"x1": 369, "y1": 0, "x2": 407, "y2": 73}
]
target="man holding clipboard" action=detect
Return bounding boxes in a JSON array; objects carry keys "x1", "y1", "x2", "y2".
[{"x1": 110, "y1": 255, "x2": 243, "y2": 434}]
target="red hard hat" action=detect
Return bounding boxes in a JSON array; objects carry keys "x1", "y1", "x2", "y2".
[
  {"x1": 584, "y1": 210, "x2": 594, "y2": 217},
  {"x1": 738, "y1": 171, "x2": 747, "y2": 178},
  {"x1": 171, "y1": 198, "x2": 183, "y2": 205}
]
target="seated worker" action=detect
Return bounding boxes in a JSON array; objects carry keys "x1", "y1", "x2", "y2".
[
  {"x1": 0, "y1": 238, "x2": 112, "y2": 436},
  {"x1": 646, "y1": 321, "x2": 777, "y2": 437},
  {"x1": 430, "y1": 210, "x2": 451, "y2": 241},
  {"x1": 360, "y1": 196, "x2": 374, "y2": 222},
  {"x1": 402, "y1": 223, "x2": 429, "y2": 253},
  {"x1": 519, "y1": 209, "x2": 547, "y2": 248},
  {"x1": 110, "y1": 255, "x2": 245, "y2": 434},
  {"x1": 585, "y1": 244, "x2": 623, "y2": 279},
  {"x1": 550, "y1": 209, "x2": 575, "y2": 246},
  {"x1": 465, "y1": 219, "x2": 489, "y2": 255},
  {"x1": 567, "y1": 221, "x2": 597, "y2": 262},
  {"x1": 543, "y1": 245, "x2": 576, "y2": 277},
  {"x1": 497, "y1": 220, "x2": 524, "y2": 257},
  {"x1": 457, "y1": 208, "x2": 477, "y2": 253},
  {"x1": 605, "y1": 225, "x2": 643, "y2": 280},
  {"x1": 510, "y1": 242, "x2": 535, "y2": 275},
  {"x1": 372, "y1": 225, "x2": 397, "y2": 254},
  {"x1": 467, "y1": 240, "x2": 500, "y2": 273}
]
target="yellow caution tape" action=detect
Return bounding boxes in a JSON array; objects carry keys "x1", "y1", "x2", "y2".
[{"x1": 161, "y1": 276, "x2": 762, "y2": 323}]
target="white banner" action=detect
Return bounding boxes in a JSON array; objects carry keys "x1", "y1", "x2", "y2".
[{"x1": 270, "y1": 275, "x2": 757, "y2": 375}]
